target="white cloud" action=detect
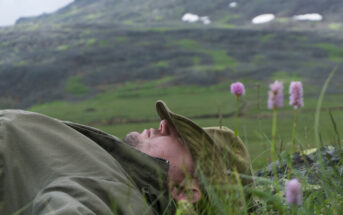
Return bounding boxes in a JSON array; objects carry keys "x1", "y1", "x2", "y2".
[
  {"x1": 0, "y1": 0, "x2": 74, "y2": 26},
  {"x1": 252, "y1": 14, "x2": 275, "y2": 24},
  {"x1": 293, "y1": 13, "x2": 323, "y2": 21}
]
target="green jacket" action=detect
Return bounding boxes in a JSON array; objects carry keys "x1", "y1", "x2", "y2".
[{"x1": 0, "y1": 110, "x2": 176, "y2": 215}]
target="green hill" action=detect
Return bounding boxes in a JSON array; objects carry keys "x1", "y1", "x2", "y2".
[
  {"x1": 16, "y1": 0, "x2": 343, "y2": 30},
  {"x1": 1, "y1": 25, "x2": 342, "y2": 108},
  {"x1": 0, "y1": 0, "x2": 340, "y2": 109}
]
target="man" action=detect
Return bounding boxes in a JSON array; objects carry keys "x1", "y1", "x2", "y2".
[{"x1": 0, "y1": 100, "x2": 252, "y2": 214}]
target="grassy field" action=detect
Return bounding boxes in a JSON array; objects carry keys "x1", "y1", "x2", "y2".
[{"x1": 29, "y1": 78, "x2": 343, "y2": 170}]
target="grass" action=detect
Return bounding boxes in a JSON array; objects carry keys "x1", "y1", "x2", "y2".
[
  {"x1": 173, "y1": 39, "x2": 201, "y2": 50},
  {"x1": 172, "y1": 39, "x2": 238, "y2": 70},
  {"x1": 154, "y1": 60, "x2": 169, "y2": 68},
  {"x1": 217, "y1": 14, "x2": 241, "y2": 24},
  {"x1": 65, "y1": 76, "x2": 90, "y2": 95},
  {"x1": 30, "y1": 81, "x2": 237, "y2": 125},
  {"x1": 56, "y1": 44, "x2": 70, "y2": 51},
  {"x1": 208, "y1": 50, "x2": 237, "y2": 70},
  {"x1": 192, "y1": 56, "x2": 201, "y2": 65},
  {"x1": 86, "y1": 38, "x2": 97, "y2": 46},
  {"x1": 0, "y1": 42, "x2": 8, "y2": 47},
  {"x1": 260, "y1": 33, "x2": 275, "y2": 43},
  {"x1": 329, "y1": 23, "x2": 342, "y2": 31},
  {"x1": 117, "y1": 36, "x2": 127, "y2": 42},
  {"x1": 314, "y1": 43, "x2": 343, "y2": 63},
  {"x1": 86, "y1": 13, "x2": 103, "y2": 20},
  {"x1": 27, "y1": 73, "x2": 343, "y2": 214},
  {"x1": 99, "y1": 40, "x2": 109, "y2": 46},
  {"x1": 29, "y1": 78, "x2": 343, "y2": 170},
  {"x1": 272, "y1": 71, "x2": 302, "y2": 82}
]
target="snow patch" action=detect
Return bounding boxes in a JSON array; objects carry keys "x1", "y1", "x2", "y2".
[
  {"x1": 229, "y1": 2, "x2": 237, "y2": 8},
  {"x1": 200, "y1": 16, "x2": 211, "y2": 25},
  {"x1": 293, "y1": 13, "x2": 323, "y2": 21},
  {"x1": 182, "y1": 13, "x2": 211, "y2": 25},
  {"x1": 252, "y1": 14, "x2": 275, "y2": 24},
  {"x1": 182, "y1": 13, "x2": 199, "y2": 23}
]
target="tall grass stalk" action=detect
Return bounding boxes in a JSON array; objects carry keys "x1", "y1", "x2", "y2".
[
  {"x1": 313, "y1": 66, "x2": 338, "y2": 214},
  {"x1": 233, "y1": 167, "x2": 248, "y2": 214},
  {"x1": 329, "y1": 111, "x2": 341, "y2": 146},
  {"x1": 256, "y1": 82, "x2": 261, "y2": 110},
  {"x1": 198, "y1": 170, "x2": 228, "y2": 215},
  {"x1": 314, "y1": 66, "x2": 337, "y2": 146},
  {"x1": 12, "y1": 202, "x2": 33, "y2": 215}
]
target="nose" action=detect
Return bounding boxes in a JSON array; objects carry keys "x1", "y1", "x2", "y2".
[
  {"x1": 160, "y1": 120, "x2": 178, "y2": 136},
  {"x1": 160, "y1": 120, "x2": 169, "y2": 135}
]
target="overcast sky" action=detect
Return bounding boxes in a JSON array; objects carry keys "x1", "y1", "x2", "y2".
[{"x1": 0, "y1": 0, "x2": 74, "y2": 26}]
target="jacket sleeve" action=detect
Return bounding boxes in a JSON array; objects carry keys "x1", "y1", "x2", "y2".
[{"x1": 32, "y1": 176, "x2": 155, "y2": 215}]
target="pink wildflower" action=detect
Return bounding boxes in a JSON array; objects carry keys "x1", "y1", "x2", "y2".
[
  {"x1": 268, "y1": 80, "x2": 283, "y2": 109},
  {"x1": 285, "y1": 178, "x2": 302, "y2": 206},
  {"x1": 289, "y1": 81, "x2": 304, "y2": 109},
  {"x1": 230, "y1": 82, "x2": 245, "y2": 98}
]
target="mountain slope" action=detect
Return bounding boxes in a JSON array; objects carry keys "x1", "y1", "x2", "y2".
[
  {"x1": 1, "y1": 0, "x2": 343, "y2": 108},
  {"x1": 16, "y1": 0, "x2": 343, "y2": 30},
  {"x1": 0, "y1": 24, "x2": 342, "y2": 108}
]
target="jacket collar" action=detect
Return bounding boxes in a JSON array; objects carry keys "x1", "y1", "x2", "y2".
[{"x1": 64, "y1": 122, "x2": 176, "y2": 215}]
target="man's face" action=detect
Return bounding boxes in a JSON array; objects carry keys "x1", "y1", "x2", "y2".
[{"x1": 124, "y1": 120, "x2": 195, "y2": 185}]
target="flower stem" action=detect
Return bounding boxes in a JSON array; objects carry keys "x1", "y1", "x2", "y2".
[
  {"x1": 271, "y1": 107, "x2": 278, "y2": 183},
  {"x1": 288, "y1": 109, "x2": 298, "y2": 178},
  {"x1": 291, "y1": 109, "x2": 298, "y2": 154},
  {"x1": 271, "y1": 107, "x2": 278, "y2": 162},
  {"x1": 290, "y1": 109, "x2": 298, "y2": 167},
  {"x1": 234, "y1": 96, "x2": 239, "y2": 136}
]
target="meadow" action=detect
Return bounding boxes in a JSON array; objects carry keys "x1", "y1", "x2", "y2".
[
  {"x1": 29, "y1": 75, "x2": 343, "y2": 170},
  {"x1": 27, "y1": 72, "x2": 343, "y2": 214}
]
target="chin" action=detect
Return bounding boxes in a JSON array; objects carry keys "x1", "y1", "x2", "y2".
[{"x1": 123, "y1": 132, "x2": 141, "y2": 148}]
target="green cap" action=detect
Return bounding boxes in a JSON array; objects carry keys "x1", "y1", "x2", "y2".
[{"x1": 156, "y1": 100, "x2": 252, "y2": 186}]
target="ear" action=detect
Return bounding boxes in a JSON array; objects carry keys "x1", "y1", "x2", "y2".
[{"x1": 171, "y1": 180, "x2": 202, "y2": 203}]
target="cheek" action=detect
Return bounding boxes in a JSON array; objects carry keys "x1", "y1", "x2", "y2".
[
  {"x1": 168, "y1": 164, "x2": 185, "y2": 184},
  {"x1": 140, "y1": 140, "x2": 167, "y2": 158}
]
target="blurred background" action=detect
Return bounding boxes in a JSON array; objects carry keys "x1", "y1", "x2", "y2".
[{"x1": 0, "y1": 0, "x2": 342, "y2": 169}]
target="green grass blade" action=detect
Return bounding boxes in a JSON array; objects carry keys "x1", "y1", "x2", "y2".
[
  {"x1": 329, "y1": 111, "x2": 341, "y2": 146},
  {"x1": 314, "y1": 66, "x2": 338, "y2": 146}
]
